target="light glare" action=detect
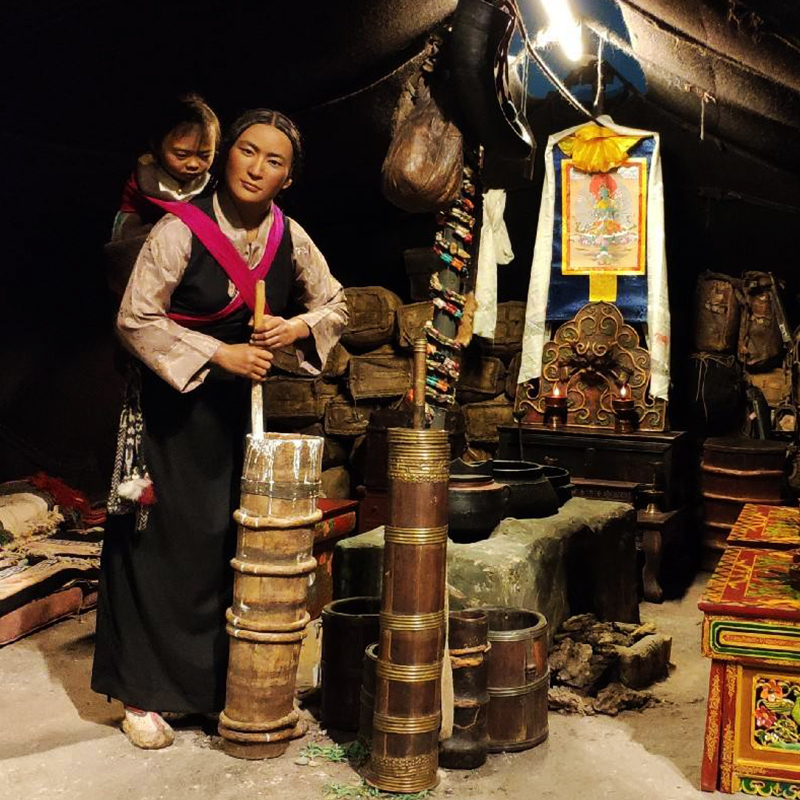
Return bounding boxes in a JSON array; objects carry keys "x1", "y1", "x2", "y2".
[{"x1": 536, "y1": 0, "x2": 583, "y2": 62}]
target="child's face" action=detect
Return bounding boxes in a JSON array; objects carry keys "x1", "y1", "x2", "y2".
[
  {"x1": 225, "y1": 124, "x2": 293, "y2": 211},
  {"x1": 158, "y1": 123, "x2": 216, "y2": 185}
]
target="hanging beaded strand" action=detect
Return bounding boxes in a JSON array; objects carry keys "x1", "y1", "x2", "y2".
[{"x1": 424, "y1": 164, "x2": 478, "y2": 424}]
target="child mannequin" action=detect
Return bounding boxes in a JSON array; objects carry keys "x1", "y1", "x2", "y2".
[{"x1": 111, "y1": 93, "x2": 220, "y2": 242}]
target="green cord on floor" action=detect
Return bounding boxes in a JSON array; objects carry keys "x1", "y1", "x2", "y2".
[
  {"x1": 300, "y1": 740, "x2": 371, "y2": 766},
  {"x1": 322, "y1": 781, "x2": 432, "y2": 800}
]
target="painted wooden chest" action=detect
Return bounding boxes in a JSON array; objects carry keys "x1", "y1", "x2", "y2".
[
  {"x1": 727, "y1": 504, "x2": 800, "y2": 550},
  {"x1": 699, "y1": 545, "x2": 800, "y2": 795}
]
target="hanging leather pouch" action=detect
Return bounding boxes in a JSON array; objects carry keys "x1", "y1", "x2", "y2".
[{"x1": 381, "y1": 78, "x2": 464, "y2": 213}]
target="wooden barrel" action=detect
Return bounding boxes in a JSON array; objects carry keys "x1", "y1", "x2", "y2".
[
  {"x1": 484, "y1": 607, "x2": 549, "y2": 753},
  {"x1": 439, "y1": 609, "x2": 490, "y2": 770},
  {"x1": 219, "y1": 433, "x2": 323, "y2": 759},
  {"x1": 701, "y1": 437, "x2": 788, "y2": 570},
  {"x1": 703, "y1": 438, "x2": 788, "y2": 472},
  {"x1": 366, "y1": 428, "x2": 449, "y2": 794},
  {"x1": 702, "y1": 467, "x2": 785, "y2": 500},
  {"x1": 321, "y1": 596, "x2": 381, "y2": 731},
  {"x1": 358, "y1": 642, "x2": 379, "y2": 746}
]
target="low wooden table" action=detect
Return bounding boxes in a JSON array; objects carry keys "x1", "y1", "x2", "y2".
[{"x1": 698, "y1": 546, "x2": 800, "y2": 794}]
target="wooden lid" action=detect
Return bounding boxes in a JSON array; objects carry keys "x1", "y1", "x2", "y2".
[
  {"x1": 704, "y1": 437, "x2": 787, "y2": 454},
  {"x1": 698, "y1": 546, "x2": 800, "y2": 621}
]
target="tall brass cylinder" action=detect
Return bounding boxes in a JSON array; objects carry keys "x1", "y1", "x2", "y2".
[
  {"x1": 366, "y1": 428, "x2": 449, "y2": 793},
  {"x1": 219, "y1": 432, "x2": 323, "y2": 759}
]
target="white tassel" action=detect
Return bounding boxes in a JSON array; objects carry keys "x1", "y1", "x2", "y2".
[{"x1": 117, "y1": 476, "x2": 152, "y2": 502}]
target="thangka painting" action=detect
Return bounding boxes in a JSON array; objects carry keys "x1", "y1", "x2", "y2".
[{"x1": 561, "y1": 159, "x2": 647, "y2": 279}]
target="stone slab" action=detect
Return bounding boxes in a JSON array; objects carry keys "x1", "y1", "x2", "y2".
[{"x1": 333, "y1": 497, "x2": 639, "y2": 633}]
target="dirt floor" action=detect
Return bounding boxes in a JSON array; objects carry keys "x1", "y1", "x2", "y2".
[{"x1": 0, "y1": 575, "x2": 727, "y2": 800}]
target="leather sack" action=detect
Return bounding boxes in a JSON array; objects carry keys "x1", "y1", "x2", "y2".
[
  {"x1": 688, "y1": 353, "x2": 743, "y2": 436},
  {"x1": 263, "y1": 377, "x2": 340, "y2": 424},
  {"x1": 341, "y1": 286, "x2": 403, "y2": 350},
  {"x1": 324, "y1": 399, "x2": 378, "y2": 438},
  {"x1": 456, "y1": 353, "x2": 506, "y2": 404},
  {"x1": 478, "y1": 301, "x2": 526, "y2": 360},
  {"x1": 738, "y1": 272, "x2": 785, "y2": 371},
  {"x1": 693, "y1": 271, "x2": 741, "y2": 354},
  {"x1": 271, "y1": 342, "x2": 350, "y2": 378},
  {"x1": 396, "y1": 301, "x2": 434, "y2": 349},
  {"x1": 462, "y1": 394, "x2": 514, "y2": 445},
  {"x1": 746, "y1": 367, "x2": 791, "y2": 408},
  {"x1": 348, "y1": 345, "x2": 413, "y2": 400},
  {"x1": 381, "y1": 81, "x2": 464, "y2": 213},
  {"x1": 404, "y1": 247, "x2": 442, "y2": 301}
]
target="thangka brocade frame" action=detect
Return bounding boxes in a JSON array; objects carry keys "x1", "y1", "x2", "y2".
[
  {"x1": 518, "y1": 116, "x2": 670, "y2": 403},
  {"x1": 548, "y1": 140, "x2": 654, "y2": 323}
]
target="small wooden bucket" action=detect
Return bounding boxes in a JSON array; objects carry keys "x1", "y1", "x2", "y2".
[
  {"x1": 701, "y1": 437, "x2": 788, "y2": 569},
  {"x1": 440, "y1": 609, "x2": 491, "y2": 770},
  {"x1": 321, "y1": 597, "x2": 381, "y2": 731},
  {"x1": 358, "y1": 642, "x2": 379, "y2": 746},
  {"x1": 484, "y1": 607, "x2": 549, "y2": 753}
]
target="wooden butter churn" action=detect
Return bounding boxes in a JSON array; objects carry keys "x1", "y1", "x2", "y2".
[
  {"x1": 218, "y1": 283, "x2": 324, "y2": 759},
  {"x1": 366, "y1": 340, "x2": 449, "y2": 793},
  {"x1": 219, "y1": 431, "x2": 323, "y2": 758}
]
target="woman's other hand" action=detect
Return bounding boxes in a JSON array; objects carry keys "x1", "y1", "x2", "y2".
[
  {"x1": 251, "y1": 315, "x2": 310, "y2": 350},
  {"x1": 211, "y1": 343, "x2": 273, "y2": 381}
]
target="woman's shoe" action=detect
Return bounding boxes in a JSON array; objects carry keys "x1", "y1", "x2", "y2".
[{"x1": 122, "y1": 706, "x2": 175, "y2": 749}]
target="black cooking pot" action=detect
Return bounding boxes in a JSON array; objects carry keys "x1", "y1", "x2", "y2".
[
  {"x1": 491, "y1": 460, "x2": 560, "y2": 519},
  {"x1": 448, "y1": 459, "x2": 510, "y2": 543},
  {"x1": 558, "y1": 483, "x2": 575, "y2": 505},
  {"x1": 540, "y1": 465, "x2": 572, "y2": 507}
]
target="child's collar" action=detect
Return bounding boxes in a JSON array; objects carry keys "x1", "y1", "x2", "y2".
[{"x1": 136, "y1": 154, "x2": 209, "y2": 201}]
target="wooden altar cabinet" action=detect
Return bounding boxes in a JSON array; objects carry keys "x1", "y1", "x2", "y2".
[
  {"x1": 497, "y1": 424, "x2": 690, "y2": 602},
  {"x1": 698, "y1": 545, "x2": 800, "y2": 795}
]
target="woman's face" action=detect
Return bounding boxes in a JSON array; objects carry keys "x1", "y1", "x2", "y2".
[
  {"x1": 158, "y1": 123, "x2": 216, "y2": 185},
  {"x1": 225, "y1": 124, "x2": 293, "y2": 211}
]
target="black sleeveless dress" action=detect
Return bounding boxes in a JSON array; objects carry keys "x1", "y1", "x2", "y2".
[{"x1": 92, "y1": 198, "x2": 295, "y2": 713}]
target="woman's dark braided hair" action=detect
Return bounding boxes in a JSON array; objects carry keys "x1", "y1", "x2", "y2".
[{"x1": 217, "y1": 109, "x2": 304, "y2": 185}]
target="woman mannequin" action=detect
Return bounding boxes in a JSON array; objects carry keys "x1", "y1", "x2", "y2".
[{"x1": 92, "y1": 109, "x2": 348, "y2": 749}]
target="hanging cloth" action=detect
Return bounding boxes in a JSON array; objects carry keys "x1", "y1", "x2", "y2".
[
  {"x1": 519, "y1": 115, "x2": 670, "y2": 400},
  {"x1": 473, "y1": 189, "x2": 514, "y2": 339}
]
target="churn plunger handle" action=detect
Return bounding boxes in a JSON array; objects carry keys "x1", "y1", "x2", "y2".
[
  {"x1": 251, "y1": 280, "x2": 266, "y2": 439},
  {"x1": 413, "y1": 337, "x2": 426, "y2": 430}
]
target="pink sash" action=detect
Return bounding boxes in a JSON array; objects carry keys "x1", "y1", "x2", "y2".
[{"x1": 146, "y1": 197, "x2": 285, "y2": 326}]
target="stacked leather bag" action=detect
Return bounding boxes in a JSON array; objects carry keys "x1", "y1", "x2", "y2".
[
  {"x1": 692, "y1": 270, "x2": 800, "y2": 493},
  {"x1": 691, "y1": 270, "x2": 793, "y2": 438},
  {"x1": 266, "y1": 286, "x2": 408, "y2": 499},
  {"x1": 457, "y1": 301, "x2": 525, "y2": 462}
]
